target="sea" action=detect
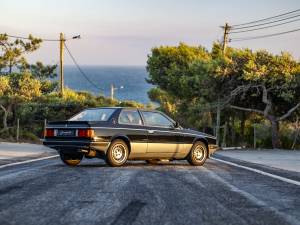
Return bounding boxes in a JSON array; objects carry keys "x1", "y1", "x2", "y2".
[{"x1": 63, "y1": 65, "x2": 153, "y2": 104}]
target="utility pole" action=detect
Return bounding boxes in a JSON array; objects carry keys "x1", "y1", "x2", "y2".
[
  {"x1": 110, "y1": 84, "x2": 124, "y2": 100},
  {"x1": 216, "y1": 23, "x2": 231, "y2": 147},
  {"x1": 58, "y1": 34, "x2": 80, "y2": 97},
  {"x1": 59, "y1": 33, "x2": 65, "y2": 97},
  {"x1": 110, "y1": 84, "x2": 115, "y2": 100},
  {"x1": 222, "y1": 23, "x2": 230, "y2": 54}
]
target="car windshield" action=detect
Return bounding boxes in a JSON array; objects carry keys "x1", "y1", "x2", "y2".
[{"x1": 69, "y1": 108, "x2": 116, "y2": 121}]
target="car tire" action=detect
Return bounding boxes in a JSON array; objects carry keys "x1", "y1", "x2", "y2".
[
  {"x1": 60, "y1": 152, "x2": 83, "y2": 166},
  {"x1": 106, "y1": 139, "x2": 129, "y2": 167},
  {"x1": 187, "y1": 141, "x2": 208, "y2": 166}
]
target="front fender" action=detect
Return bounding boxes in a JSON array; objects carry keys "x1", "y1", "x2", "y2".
[{"x1": 191, "y1": 137, "x2": 218, "y2": 157}]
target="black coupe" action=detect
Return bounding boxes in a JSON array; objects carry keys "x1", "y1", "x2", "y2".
[{"x1": 43, "y1": 107, "x2": 218, "y2": 167}]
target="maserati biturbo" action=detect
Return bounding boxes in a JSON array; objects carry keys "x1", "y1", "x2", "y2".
[{"x1": 43, "y1": 107, "x2": 218, "y2": 167}]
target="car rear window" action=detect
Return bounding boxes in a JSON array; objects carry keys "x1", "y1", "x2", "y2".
[{"x1": 69, "y1": 108, "x2": 116, "y2": 121}]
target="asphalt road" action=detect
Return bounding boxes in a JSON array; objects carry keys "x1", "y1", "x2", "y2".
[{"x1": 0, "y1": 155, "x2": 299, "y2": 225}]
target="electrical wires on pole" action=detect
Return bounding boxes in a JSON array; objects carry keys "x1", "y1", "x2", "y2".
[
  {"x1": 5, "y1": 34, "x2": 59, "y2": 42},
  {"x1": 1, "y1": 33, "x2": 82, "y2": 96},
  {"x1": 220, "y1": 9, "x2": 300, "y2": 43},
  {"x1": 230, "y1": 28, "x2": 300, "y2": 42},
  {"x1": 2, "y1": 32, "x2": 103, "y2": 96},
  {"x1": 2, "y1": 33, "x2": 79, "y2": 42},
  {"x1": 231, "y1": 9, "x2": 300, "y2": 27}
]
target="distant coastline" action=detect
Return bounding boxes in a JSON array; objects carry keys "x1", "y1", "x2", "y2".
[{"x1": 60, "y1": 65, "x2": 153, "y2": 104}]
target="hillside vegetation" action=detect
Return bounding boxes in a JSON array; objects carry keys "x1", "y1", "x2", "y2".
[{"x1": 147, "y1": 43, "x2": 300, "y2": 149}]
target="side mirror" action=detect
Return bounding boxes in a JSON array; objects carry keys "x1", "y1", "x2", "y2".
[{"x1": 174, "y1": 121, "x2": 180, "y2": 128}]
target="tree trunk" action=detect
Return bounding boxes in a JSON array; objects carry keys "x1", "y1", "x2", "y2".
[
  {"x1": 9, "y1": 61, "x2": 13, "y2": 74},
  {"x1": 240, "y1": 112, "x2": 246, "y2": 143},
  {"x1": 270, "y1": 119, "x2": 281, "y2": 149},
  {"x1": 0, "y1": 103, "x2": 12, "y2": 130},
  {"x1": 0, "y1": 105, "x2": 8, "y2": 130},
  {"x1": 3, "y1": 110, "x2": 8, "y2": 130},
  {"x1": 231, "y1": 116, "x2": 236, "y2": 145},
  {"x1": 291, "y1": 117, "x2": 299, "y2": 150},
  {"x1": 216, "y1": 96, "x2": 221, "y2": 146}
]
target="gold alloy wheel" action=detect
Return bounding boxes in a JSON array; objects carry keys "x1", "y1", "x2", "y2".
[
  {"x1": 187, "y1": 141, "x2": 208, "y2": 166},
  {"x1": 63, "y1": 159, "x2": 81, "y2": 166},
  {"x1": 111, "y1": 143, "x2": 127, "y2": 163},
  {"x1": 193, "y1": 145, "x2": 206, "y2": 162},
  {"x1": 60, "y1": 152, "x2": 83, "y2": 166},
  {"x1": 106, "y1": 139, "x2": 129, "y2": 167}
]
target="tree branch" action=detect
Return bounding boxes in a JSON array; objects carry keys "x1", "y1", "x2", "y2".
[
  {"x1": 221, "y1": 85, "x2": 251, "y2": 107},
  {"x1": 0, "y1": 104, "x2": 7, "y2": 113},
  {"x1": 229, "y1": 105, "x2": 264, "y2": 114},
  {"x1": 277, "y1": 102, "x2": 300, "y2": 121},
  {"x1": 225, "y1": 84, "x2": 273, "y2": 117}
]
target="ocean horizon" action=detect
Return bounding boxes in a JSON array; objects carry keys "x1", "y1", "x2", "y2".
[{"x1": 61, "y1": 65, "x2": 154, "y2": 104}]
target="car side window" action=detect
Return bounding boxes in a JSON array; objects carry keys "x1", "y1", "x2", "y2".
[
  {"x1": 119, "y1": 110, "x2": 143, "y2": 125},
  {"x1": 141, "y1": 111, "x2": 173, "y2": 127}
]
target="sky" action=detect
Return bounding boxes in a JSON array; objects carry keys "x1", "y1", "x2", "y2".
[{"x1": 1, "y1": 0, "x2": 300, "y2": 65}]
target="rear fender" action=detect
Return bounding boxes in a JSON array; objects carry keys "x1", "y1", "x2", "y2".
[{"x1": 109, "y1": 135, "x2": 131, "y2": 153}]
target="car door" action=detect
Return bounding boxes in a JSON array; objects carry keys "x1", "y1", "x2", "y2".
[
  {"x1": 118, "y1": 109, "x2": 148, "y2": 157},
  {"x1": 139, "y1": 110, "x2": 182, "y2": 155}
]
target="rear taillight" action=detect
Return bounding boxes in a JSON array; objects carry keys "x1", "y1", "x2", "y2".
[
  {"x1": 78, "y1": 129, "x2": 95, "y2": 138},
  {"x1": 44, "y1": 128, "x2": 54, "y2": 137}
]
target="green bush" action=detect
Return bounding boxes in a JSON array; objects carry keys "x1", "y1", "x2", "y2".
[{"x1": 20, "y1": 129, "x2": 41, "y2": 142}]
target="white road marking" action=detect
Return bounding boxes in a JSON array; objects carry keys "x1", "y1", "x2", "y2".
[
  {"x1": 202, "y1": 166, "x2": 300, "y2": 225},
  {"x1": 211, "y1": 157, "x2": 300, "y2": 186},
  {"x1": 0, "y1": 155, "x2": 59, "y2": 169}
]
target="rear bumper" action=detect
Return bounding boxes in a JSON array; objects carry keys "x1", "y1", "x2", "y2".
[
  {"x1": 43, "y1": 140, "x2": 110, "y2": 154},
  {"x1": 208, "y1": 144, "x2": 219, "y2": 156}
]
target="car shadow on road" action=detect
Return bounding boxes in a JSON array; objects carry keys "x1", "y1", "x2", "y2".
[{"x1": 74, "y1": 161, "x2": 197, "y2": 169}]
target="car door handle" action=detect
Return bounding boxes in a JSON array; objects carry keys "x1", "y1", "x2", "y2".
[{"x1": 148, "y1": 130, "x2": 155, "y2": 134}]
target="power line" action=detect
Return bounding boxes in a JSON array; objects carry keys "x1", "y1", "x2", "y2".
[
  {"x1": 230, "y1": 17, "x2": 300, "y2": 34},
  {"x1": 230, "y1": 28, "x2": 300, "y2": 42},
  {"x1": 232, "y1": 9, "x2": 300, "y2": 27},
  {"x1": 3, "y1": 34, "x2": 59, "y2": 41},
  {"x1": 1, "y1": 34, "x2": 77, "y2": 42},
  {"x1": 231, "y1": 13, "x2": 300, "y2": 30},
  {"x1": 63, "y1": 42, "x2": 103, "y2": 91}
]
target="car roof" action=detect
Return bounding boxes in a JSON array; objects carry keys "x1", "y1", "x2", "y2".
[
  {"x1": 83, "y1": 107, "x2": 175, "y2": 123},
  {"x1": 84, "y1": 107, "x2": 159, "y2": 112}
]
